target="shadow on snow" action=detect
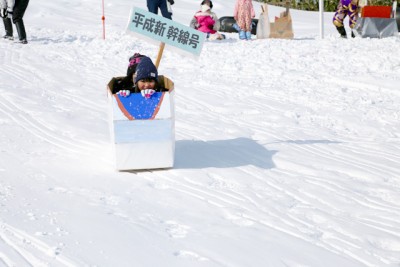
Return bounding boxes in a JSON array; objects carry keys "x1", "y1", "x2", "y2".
[{"x1": 174, "y1": 137, "x2": 277, "y2": 169}]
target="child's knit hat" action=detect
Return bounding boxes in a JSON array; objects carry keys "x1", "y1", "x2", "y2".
[{"x1": 134, "y1": 57, "x2": 158, "y2": 84}]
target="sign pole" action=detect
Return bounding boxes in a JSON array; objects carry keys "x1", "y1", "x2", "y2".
[
  {"x1": 102, "y1": 0, "x2": 106, "y2": 40},
  {"x1": 319, "y1": 0, "x2": 324, "y2": 39},
  {"x1": 155, "y1": 42, "x2": 165, "y2": 69}
]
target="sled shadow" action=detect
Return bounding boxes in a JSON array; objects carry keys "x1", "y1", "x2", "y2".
[{"x1": 175, "y1": 137, "x2": 276, "y2": 169}]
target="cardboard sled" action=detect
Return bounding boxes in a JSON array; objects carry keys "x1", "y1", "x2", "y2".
[
  {"x1": 354, "y1": 17, "x2": 399, "y2": 38},
  {"x1": 354, "y1": 5, "x2": 399, "y2": 38},
  {"x1": 257, "y1": 4, "x2": 271, "y2": 39},
  {"x1": 269, "y1": 9, "x2": 294, "y2": 39},
  {"x1": 256, "y1": 4, "x2": 294, "y2": 39},
  {"x1": 361, "y1": 6, "x2": 392, "y2": 18},
  {"x1": 107, "y1": 76, "x2": 175, "y2": 171}
]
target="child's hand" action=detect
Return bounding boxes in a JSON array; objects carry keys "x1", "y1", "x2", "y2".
[
  {"x1": 141, "y1": 89, "x2": 156, "y2": 99},
  {"x1": 118, "y1": 90, "x2": 130, "y2": 97}
]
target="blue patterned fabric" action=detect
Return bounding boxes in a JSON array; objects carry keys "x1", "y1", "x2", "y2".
[{"x1": 116, "y1": 92, "x2": 164, "y2": 120}]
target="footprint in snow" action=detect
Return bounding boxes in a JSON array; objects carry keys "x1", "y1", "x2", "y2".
[{"x1": 164, "y1": 221, "x2": 190, "y2": 239}]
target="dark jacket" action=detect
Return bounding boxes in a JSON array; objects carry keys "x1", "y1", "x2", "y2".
[
  {"x1": 147, "y1": 0, "x2": 172, "y2": 19},
  {"x1": 108, "y1": 77, "x2": 168, "y2": 95},
  {"x1": 1, "y1": 0, "x2": 30, "y2": 23}
]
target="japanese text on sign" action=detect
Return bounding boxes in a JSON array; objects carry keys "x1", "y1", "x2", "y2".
[{"x1": 127, "y1": 7, "x2": 205, "y2": 57}]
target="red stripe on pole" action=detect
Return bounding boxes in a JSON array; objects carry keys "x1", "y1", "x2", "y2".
[{"x1": 102, "y1": 0, "x2": 105, "y2": 39}]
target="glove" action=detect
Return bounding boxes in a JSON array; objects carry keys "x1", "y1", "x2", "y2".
[
  {"x1": 141, "y1": 89, "x2": 155, "y2": 99},
  {"x1": 118, "y1": 90, "x2": 130, "y2": 97},
  {"x1": 0, "y1": 8, "x2": 7, "y2": 18},
  {"x1": 168, "y1": 0, "x2": 174, "y2": 5}
]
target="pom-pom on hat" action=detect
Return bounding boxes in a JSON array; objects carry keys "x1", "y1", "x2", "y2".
[
  {"x1": 134, "y1": 57, "x2": 158, "y2": 84},
  {"x1": 127, "y1": 53, "x2": 145, "y2": 77}
]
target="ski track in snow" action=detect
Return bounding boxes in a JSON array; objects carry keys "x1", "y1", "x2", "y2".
[
  {"x1": 1, "y1": 5, "x2": 400, "y2": 266},
  {"x1": 0, "y1": 221, "x2": 78, "y2": 267},
  {"x1": 146, "y1": 166, "x2": 400, "y2": 267}
]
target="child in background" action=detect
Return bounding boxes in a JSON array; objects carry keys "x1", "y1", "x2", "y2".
[
  {"x1": 190, "y1": 0, "x2": 225, "y2": 40},
  {"x1": 191, "y1": 4, "x2": 225, "y2": 40},
  {"x1": 332, "y1": 0, "x2": 359, "y2": 38},
  {"x1": 233, "y1": 0, "x2": 255, "y2": 40},
  {"x1": 190, "y1": 0, "x2": 220, "y2": 30}
]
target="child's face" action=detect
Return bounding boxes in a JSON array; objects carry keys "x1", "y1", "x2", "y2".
[{"x1": 137, "y1": 78, "x2": 156, "y2": 90}]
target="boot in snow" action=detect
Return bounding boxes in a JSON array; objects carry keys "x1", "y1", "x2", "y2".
[
  {"x1": 15, "y1": 19, "x2": 28, "y2": 44},
  {"x1": 239, "y1": 30, "x2": 246, "y2": 40},
  {"x1": 336, "y1": 26, "x2": 347, "y2": 38},
  {"x1": 245, "y1": 31, "x2": 251, "y2": 40},
  {"x1": 2, "y1": 18, "x2": 13, "y2": 40}
]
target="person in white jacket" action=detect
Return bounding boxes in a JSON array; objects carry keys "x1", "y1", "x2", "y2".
[{"x1": 0, "y1": 0, "x2": 29, "y2": 44}]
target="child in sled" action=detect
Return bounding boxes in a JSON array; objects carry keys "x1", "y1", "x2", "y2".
[
  {"x1": 233, "y1": 0, "x2": 255, "y2": 40},
  {"x1": 110, "y1": 54, "x2": 168, "y2": 99}
]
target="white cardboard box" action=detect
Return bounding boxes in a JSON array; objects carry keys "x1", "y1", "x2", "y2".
[{"x1": 107, "y1": 76, "x2": 175, "y2": 171}]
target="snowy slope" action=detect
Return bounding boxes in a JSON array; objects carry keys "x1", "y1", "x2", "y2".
[{"x1": 0, "y1": 0, "x2": 400, "y2": 266}]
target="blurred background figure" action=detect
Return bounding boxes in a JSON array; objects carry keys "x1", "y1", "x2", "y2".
[
  {"x1": 147, "y1": 0, "x2": 172, "y2": 20},
  {"x1": 333, "y1": 0, "x2": 359, "y2": 38},
  {"x1": 0, "y1": 0, "x2": 30, "y2": 44}
]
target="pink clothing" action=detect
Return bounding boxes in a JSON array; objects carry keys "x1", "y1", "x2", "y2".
[
  {"x1": 195, "y1": 11, "x2": 216, "y2": 34},
  {"x1": 233, "y1": 0, "x2": 255, "y2": 32}
]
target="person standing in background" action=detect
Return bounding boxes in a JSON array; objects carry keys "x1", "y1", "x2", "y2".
[
  {"x1": 147, "y1": 0, "x2": 173, "y2": 20},
  {"x1": 0, "y1": 0, "x2": 30, "y2": 44},
  {"x1": 233, "y1": 0, "x2": 255, "y2": 40},
  {"x1": 0, "y1": 0, "x2": 13, "y2": 40},
  {"x1": 332, "y1": 0, "x2": 359, "y2": 38},
  {"x1": 167, "y1": 0, "x2": 174, "y2": 18}
]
